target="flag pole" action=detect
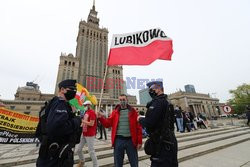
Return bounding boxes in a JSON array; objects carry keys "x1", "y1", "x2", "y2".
[{"x1": 98, "y1": 64, "x2": 109, "y2": 112}]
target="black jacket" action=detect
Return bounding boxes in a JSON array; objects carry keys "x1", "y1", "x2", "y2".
[{"x1": 139, "y1": 94, "x2": 174, "y2": 134}]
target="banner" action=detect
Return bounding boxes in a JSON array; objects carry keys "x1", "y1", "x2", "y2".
[
  {"x1": 0, "y1": 107, "x2": 39, "y2": 144},
  {"x1": 107, "y1": 28, "x2": 173, "y2": 65}
]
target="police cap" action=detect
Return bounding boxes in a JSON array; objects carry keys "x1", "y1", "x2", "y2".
[
  {"x1": 58, "y1": 79, "x2": 76, "y2": 89},
  {"x1": 146, "y1": 81, "x2": 163, "y2": 89}
]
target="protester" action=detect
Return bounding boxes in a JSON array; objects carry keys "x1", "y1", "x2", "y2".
[
  {"x1": 182, "y1": 110, "x2": 191, "y2": 132},
  {"x1": 175, "y1": 106, "x2": 183, "y2": 132},
  {"x1": 97, "y1": 109, "x2": 107, "y2": 140},
  {"x1": 188, "y1": 110, "x2": 197, "y2": 130},
  {"x1": 98, "y1": 94, "x2": 142, "y2": 167},
  {"x1": 200, "y1": 112, "x2": 208, "y2": 126},
  {"x1": 195, "y1": 113, "x2": 207, "y2": 129},
  {"x1": 36, "y1": 79, "x2": 82, "y2": 167},
  {"x1": 138, "y1": 81, "x2": 178, "y2": 167},
  {"x1": 76, "y1": 100, "x2": 98, "y2": 167}
]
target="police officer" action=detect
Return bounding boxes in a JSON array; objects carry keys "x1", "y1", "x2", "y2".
[
  {"x1": 36, "y1": 79, "x2": 82, "y2": 167},
  {"x1": 138, "y1": 81, "x2": 178, "y2": 167}
]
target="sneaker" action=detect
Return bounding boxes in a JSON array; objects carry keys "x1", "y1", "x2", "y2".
[{"x1": 76, "y1": 160, "x2": 84, "y2": 167}]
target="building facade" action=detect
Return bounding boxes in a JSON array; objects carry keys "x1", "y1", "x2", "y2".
[
  {"x1": 1, "y1": 82, "x2": 54, "y2": 116},
  {"x1": 54, "y1": 3, "x2": 132, "y2": 106},
  {"x1": 54, "y1": 53, "x2": 79, "y2": 93},
  {"x1": 76, "y1": 4, "x2": 108, "y2": 94},
  {"x1": 169, "y1": 91, "x2": 223, "y2": 118}
]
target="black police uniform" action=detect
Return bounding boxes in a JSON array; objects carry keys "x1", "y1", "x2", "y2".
[
  {"x1": 36, "y1": 80, "x2": 81, "y2": 167},
  {"x1": 139, "y1": 82, "x2": 178, "y2": 167}
]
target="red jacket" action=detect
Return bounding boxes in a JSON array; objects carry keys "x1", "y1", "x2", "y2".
[{"x1": 99, "y1": 105, "x2": 142, "y2": 147}]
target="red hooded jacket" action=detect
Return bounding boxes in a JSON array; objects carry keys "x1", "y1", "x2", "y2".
[{"x1": 99, "y1": 105, "x2": 142, "y2": 147}]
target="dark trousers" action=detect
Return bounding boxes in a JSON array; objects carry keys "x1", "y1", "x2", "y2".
[
  {"x1": 114, "y1": 136, "x2": 138, "y2": 167},
  {"x1": 36, "y1": 156, "x2": 59, "y2": 167},
  {"x1": 99, "y1": 125, "x2": 107, "y2": 139},
  {"x1": 151, "y1": 137, "x2": 178, "y2": 167},
  {"x1": 183, "y1": 121, "x2": 191, "y2": 132},
  {"x1": 247, "y1": 119, "x2": 250, "y2": 125}
]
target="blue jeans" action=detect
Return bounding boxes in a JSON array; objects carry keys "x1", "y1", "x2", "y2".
[
  {"x1": 176, "y1": 118, "x2": 183, "y2": 132},
  {"x1": 114, "y1": 136, "x2": 138, "y2": 167}
]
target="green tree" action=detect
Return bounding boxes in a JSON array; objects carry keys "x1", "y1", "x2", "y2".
[{"x1": 228, "y1": 83, "x2": 250, "y2": 114}]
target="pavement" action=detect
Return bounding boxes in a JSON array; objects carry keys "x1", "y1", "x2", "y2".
[
  {"x1": 0, "y1": 118, "x2": 249, "y2": 167},
  {"x1": 179, "y1": 140, "x2": 250, "y2": 167}
]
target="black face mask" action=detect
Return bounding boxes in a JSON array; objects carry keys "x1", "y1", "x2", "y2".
[
  {"x1": 149, "y1": 89, "x2": 157, "y2": 98},
  {"x1": 64, "y1": 89, "x2": 76, "y2": 101}
]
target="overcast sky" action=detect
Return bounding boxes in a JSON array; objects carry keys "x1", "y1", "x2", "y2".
[{"x1": 1, "y1": 0, "x2": 250, "y2": 103}]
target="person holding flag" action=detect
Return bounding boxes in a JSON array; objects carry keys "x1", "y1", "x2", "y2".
[
  {"x1": 97, "y1": 28, "x2": 175, "y2": 166},
  {"x1": 97, "y1": 94, "x2": 142, "y2": 167}
]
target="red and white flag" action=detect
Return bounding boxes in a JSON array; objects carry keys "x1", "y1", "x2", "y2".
[{"x1": 107, "y1": 28, "x2": 173, "y2": 66}]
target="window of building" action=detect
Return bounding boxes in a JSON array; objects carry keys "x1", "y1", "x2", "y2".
[
  {"x1": 26, "y1": 106, "x2": 31, "y2": 110},
  {"x1": 72, "y1": 62, "x2": 75, "y2": 66},
  {"x1": 64, "y1": 61, "x2": 67, "y2": 65},
  {"x1": 82, "y1": 29, "x2": 85, "y2": 33},
  {"x1": 69, "y1": 61, "x2": 71, "y2": 66},
  {"x1": 33, "y1": 98, "x2": 36, "y2": 101},
  {"x1": 27, "y1": 98, "x2": 30, "y2": 101},
  {"x1": 10, "y1": 106, "x2": 15, "y2": 110},
  {"x1": 24, "y1": 111, "x2": 30, "y2": 115}
]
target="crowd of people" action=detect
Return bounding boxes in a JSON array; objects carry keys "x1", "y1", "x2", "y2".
[
  {"x1": 35, "y1": 79, "x2": 178, "y2": 167},
  {"x1": 174, "y1": 106, "x2": 208, "y2": 133}
]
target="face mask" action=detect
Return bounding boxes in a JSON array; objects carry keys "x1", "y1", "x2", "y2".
[
  {"x1": 64, "y1": 89, "x2": 76, "y2": 101},
  {"x1": 149, "y1": 89, "x2": 157, "y2": 98},
  {"x1": 120, "y1": 101, "x2": 128, "y2": 108}
]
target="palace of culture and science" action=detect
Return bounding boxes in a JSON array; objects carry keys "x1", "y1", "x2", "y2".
[{"x1": 0, "y1": 2, "x2": 222, "y2": 117}]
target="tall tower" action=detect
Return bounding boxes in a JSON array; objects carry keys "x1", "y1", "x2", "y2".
[{"x1": 76, "y1": 2, "x2": 108, "y2": 93}]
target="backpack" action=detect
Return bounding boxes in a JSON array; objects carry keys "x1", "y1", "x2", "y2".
[{"x1": 35, "y1": 96, "x2": 57, "y2": 142}]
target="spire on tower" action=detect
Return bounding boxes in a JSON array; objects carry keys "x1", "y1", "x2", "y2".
[{"x1": 92, "y1": 0, "x2": 95, "y2": 10}]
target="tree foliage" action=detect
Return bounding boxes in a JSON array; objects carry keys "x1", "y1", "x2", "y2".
[{"x1": 228, "y1": 83, "x2": 250, "y2": 114}]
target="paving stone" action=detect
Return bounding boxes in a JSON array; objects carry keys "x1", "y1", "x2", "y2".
[
  {"x1": 0, "y1": 125, "x2": 249, "y2": 167},
  {"x1": 179, "y1": 140, "x2": 250, "y2": 167}
]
